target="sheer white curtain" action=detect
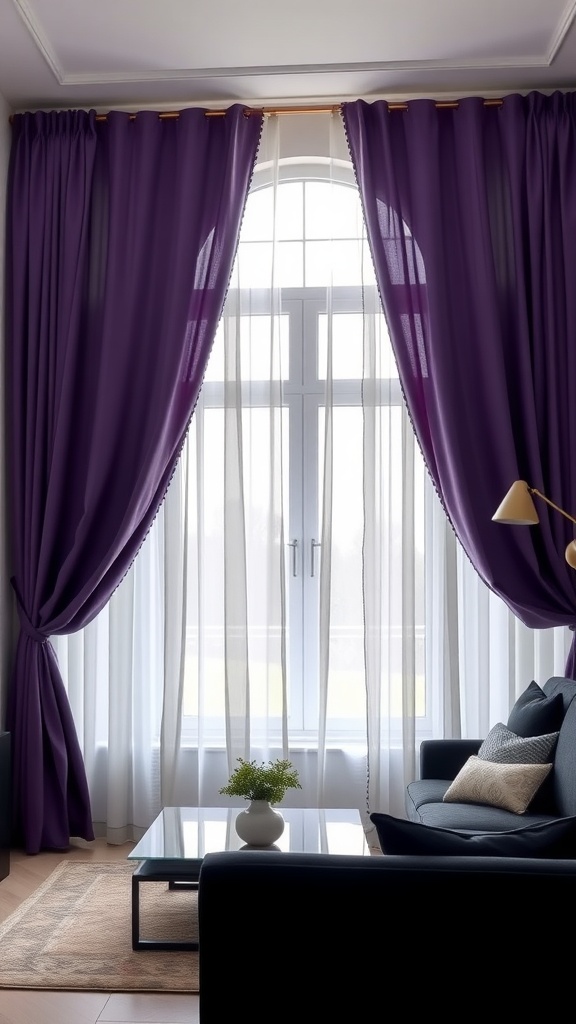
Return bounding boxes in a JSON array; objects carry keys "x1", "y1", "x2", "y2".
[
  {"x1": 52, "y1": 112, "x2": 572, "y2": 844},
  {"x1": 361, "y1": 321, "x2": 422, "y2": 819},
  {"x1": 53, "y1": 474, "x2": 189, "y2": 843},
  {"x1": 181, "y1": 112, "x2": 371, "y2": 811}
]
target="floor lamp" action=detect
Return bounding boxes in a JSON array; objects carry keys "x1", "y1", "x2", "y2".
[{"x1": 493, "y1": 480, "x2": 576, "y2": 569}]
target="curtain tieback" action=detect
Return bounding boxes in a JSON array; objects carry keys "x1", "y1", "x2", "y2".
[{"x1": 11, "y1": 577, "x2": 47, "y2": 644}]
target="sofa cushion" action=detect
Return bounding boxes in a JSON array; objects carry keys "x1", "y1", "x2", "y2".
[
  {"x1": 478, "y1": 722, "x2": 559, "y2": 764},
  {"x1": 443, "y1": 756, "x2": 552, "y2": 814},
  {"x1": 507, "y1": 680, "x2": 565, "y2": 737},
  {"x1": 405, "y1": 790, "x2": 554, "y2": 831},
  {"x1": 370, "y1": 811, "x2": 576, "y2": 857}
]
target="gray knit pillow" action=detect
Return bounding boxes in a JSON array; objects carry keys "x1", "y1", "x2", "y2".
[{"x1": 478, "y1": 722, "x2": 559, "y2": 765}]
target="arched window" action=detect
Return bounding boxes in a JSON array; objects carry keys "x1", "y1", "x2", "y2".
[{"x1": 182, "y1": 162, "x2": 426, "y2": 742}]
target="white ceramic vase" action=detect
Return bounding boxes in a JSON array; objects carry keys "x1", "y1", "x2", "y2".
[{"x1": 234, "y1": 800, "x2": 285, "y2": 846}]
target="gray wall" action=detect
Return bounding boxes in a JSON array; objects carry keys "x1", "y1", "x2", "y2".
[{"x1": 0, "y1": 92, "x2": 13, "y2": 729}]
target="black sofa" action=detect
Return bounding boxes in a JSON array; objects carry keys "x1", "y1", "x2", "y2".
[
  {"x1": 197, "y1": 848, "x2": 576, "y2": 1020},
  {"x1": 406, "y1": 675, "x2": 576, "y2": 832},
  {"x1": 197, "y1": 679, "x2": 576, "y2": 1019}
]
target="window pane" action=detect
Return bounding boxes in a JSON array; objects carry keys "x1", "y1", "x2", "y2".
[
  {"x1": 318, "y1": 313, "x2": 363, "y2": 380},
  {"x1": 305, "y1": 181, "x2": 363, "y2": 240},
  {"x1": 276, "y1": 240, "x2": 304, "y2": 286},
  {"x1": 367, "y1": 407, "x2": 425, "y2": 717},
  {"x1": 239, "y1": 314, "x2": 289, "y2": 381},
  {"x1": 318, "y1": 407, "x2": 366, "y2": 722},
  {"x1": 184, "y1": 409, "x2": 225, "y2": 720},
  {"x1": 241, "y1": 182, "x2": 303, "y2": 242},
  {"x1": 241, "y1": 188, "x2": 274, "y2": 241},
  {"x1": 318, "y1": 406, "x2": 425, "y2": 721},
  {"x1": 235, "y1": 240, "x2": 304, "y2": 287},
  {"x1": 184, "y1": 406, "x2": 289, "y2": 721},
  {"x1": 305, "y1": 240, "x2": 376, "y2": 286},
  {"x1": 204, "y1": 315, "x2": 289, "y2": 383},
  {"x1": 318, "y1": 312, "x2": 399, "y2": 381},
  {"x1": 276, "y1": 182, "x2": 304, "y2": 240},
  {"x1": 235, "y1": 241, "x2": 274, "y2": 287}
]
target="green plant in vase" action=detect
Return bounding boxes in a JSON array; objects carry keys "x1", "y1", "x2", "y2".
[
  {"x1": 220, "y1": 757, "x2": 301, "y2": 804},
  {"x1": 220, "y1": 758, "x2": 302, "y2": 846}
]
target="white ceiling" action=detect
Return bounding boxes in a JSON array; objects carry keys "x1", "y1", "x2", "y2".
[{"x1": 1, "y1": 0, "x2": 576, "y2": 113}]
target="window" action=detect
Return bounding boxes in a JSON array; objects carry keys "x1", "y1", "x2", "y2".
[{"x1": 181, "y1": 167, "x2": 426, "y2": 744}]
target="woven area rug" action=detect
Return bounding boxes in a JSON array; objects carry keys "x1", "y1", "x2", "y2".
[{"x1": 0, "y1": 861, "x2": 198, "y2": 992}]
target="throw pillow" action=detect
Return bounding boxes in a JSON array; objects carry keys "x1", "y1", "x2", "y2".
[
  {"x1": 478, "y1": 722, "x2": 559, "y2": 764},
  {"x1": 506, "y1": 680, "x2": 565, "y2": 738},
  {"x1": 370, "y1": 811, "x2": 576, "y2": 858},
  {"x1": 442, "y1": 756, "x2": 552, "y2": 814}
]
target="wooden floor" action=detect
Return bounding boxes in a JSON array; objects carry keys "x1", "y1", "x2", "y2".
[{"x1": 0, "y1": 839, "x2": 199, "y2": 1024}]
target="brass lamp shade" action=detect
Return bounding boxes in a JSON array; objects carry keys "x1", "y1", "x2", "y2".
[
  {"x1": 492, "y1": 480, "x2": 540, "y2": 526},
  {"x1": 494, "y1": 480, "x2": 576, "y2": 571}
]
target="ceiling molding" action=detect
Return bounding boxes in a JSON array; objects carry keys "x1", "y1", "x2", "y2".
[
  {"x1": 548, "y1": 0, "x2": 576, "y2": 61},
  {"x1": 61, "y1": 56, "x2": 552, "y2": 88},
  {"x1": 13, "y1": 0, "x2": 62, "y2": 81},
  {"x1": 12, "y1": 0, "x2": 568, "y2": 90}
]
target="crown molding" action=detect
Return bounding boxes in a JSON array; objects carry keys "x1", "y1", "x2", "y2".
[
  {"x1": 62, "y1": 56, "x2": 552, "y2": 87},
  {"x1": 13, "y1": 0, "x2": 61, "y2": 80},
  {"x1": 548, "y1": 0, "x2": 576, "y2": 61},
  {"x1": 12, "y1": 0, "x2": 575, "y2": 88}
]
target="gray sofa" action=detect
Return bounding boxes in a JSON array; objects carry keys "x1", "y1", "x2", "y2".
[{"x1": 406, "y1": 675, "x2": 576, "y2": 831}]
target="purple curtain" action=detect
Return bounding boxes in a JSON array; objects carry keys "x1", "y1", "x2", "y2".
[
  {"x1": 342, "y1": 92, "x2": 576, "y2": 660},
  {"x1": 6, "y1": 106, "x2": 263, "y2": 853}
]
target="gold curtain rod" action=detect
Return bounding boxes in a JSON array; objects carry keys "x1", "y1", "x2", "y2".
[
  {"x1": 92, "y1": 98, "x2": 504, "y2": 122},
  {"x1": 8, "y1": 98, "x2": 505, "y2": 124},
  {"x1": 94, "y1": 105, "x2": 340, "y2": 121}
]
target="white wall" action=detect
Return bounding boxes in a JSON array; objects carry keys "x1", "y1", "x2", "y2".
[{"x1": 0, "y1": 91, "x2": 13, "y2": 729}]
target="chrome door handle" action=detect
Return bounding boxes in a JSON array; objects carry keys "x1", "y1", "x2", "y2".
[
  {"x1": 287, "y1": 539, "x2": 298, "y2": 577},
  {"x1": 311, "y1": 539, "x2": 321, "y2": 577}
]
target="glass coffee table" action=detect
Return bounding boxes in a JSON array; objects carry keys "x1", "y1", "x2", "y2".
[{"x1": 128, "y1": 805, "x2": 369, "y2": 950}]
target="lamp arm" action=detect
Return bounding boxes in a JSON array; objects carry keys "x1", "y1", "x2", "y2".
[{"x1": 530, "y1": 488, "x2": 576, "y2": 527}]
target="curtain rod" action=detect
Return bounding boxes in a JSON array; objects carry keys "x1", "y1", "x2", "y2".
[
  {"x1": 92, "y1": 98, "x2": 504, "y2": 121},
  {"x1": 8, "y1": 98, "x2": 505, "y2": 124},
  {"x1": 93, "y1": 105, "x2": 340, "y2": 121}
]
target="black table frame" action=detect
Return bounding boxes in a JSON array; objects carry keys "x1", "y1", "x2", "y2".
[{"x1": 131, "y1": 857, "x2": 201, "y2": 951}]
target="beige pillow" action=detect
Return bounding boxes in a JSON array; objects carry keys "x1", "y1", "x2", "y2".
[{"x1": 442, "y1": 755, "x2": 552, "y2": 814}]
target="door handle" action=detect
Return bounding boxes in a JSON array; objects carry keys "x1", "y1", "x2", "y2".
[
  {"x1": 287, "y1": 539, "x2": 298, "y2": 577},
  {"x1": 311, "y1": 539, "x2": 321, "y2": 577}
]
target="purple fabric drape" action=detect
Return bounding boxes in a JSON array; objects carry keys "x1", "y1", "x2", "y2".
[
  {"x1": 6, "y1": 106, "x2": 263, "y2": 853},
  {"x1": 342, "y1": 92, "x2": 576, "y2": 659}
]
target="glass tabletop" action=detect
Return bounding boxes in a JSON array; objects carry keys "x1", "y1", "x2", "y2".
[{"x1": 128, "y1": 806, "x2": 370, "y2": 861}]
